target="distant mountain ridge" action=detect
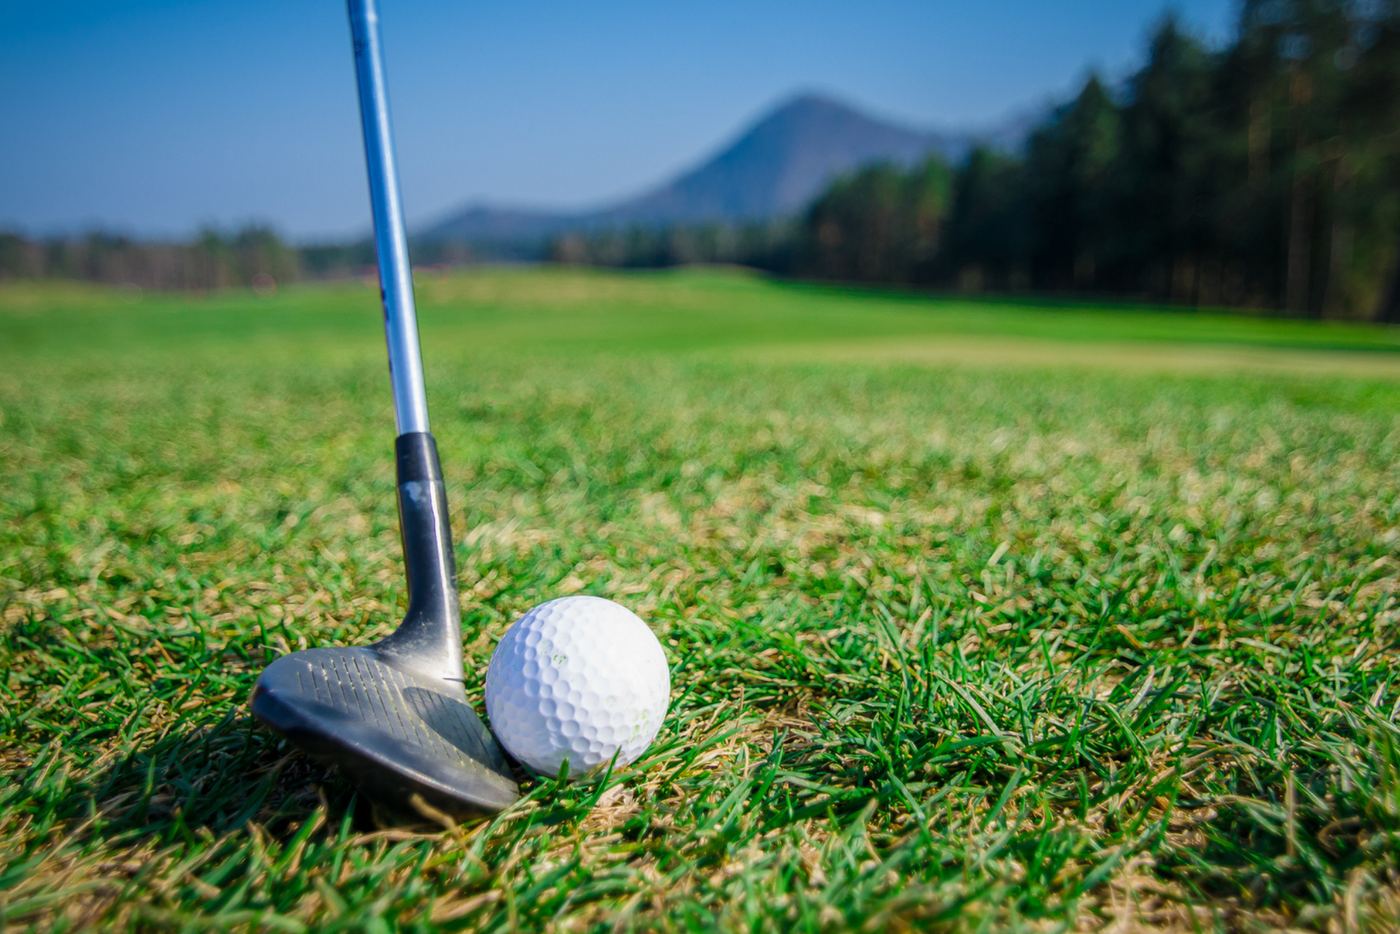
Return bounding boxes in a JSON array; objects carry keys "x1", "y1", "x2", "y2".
[
  {"x1": 423, "y1": 93, "x2": 1033, "y2": 246},
  {"x1": 590, "y1": 94, "x2": 965, "y2": 224}
]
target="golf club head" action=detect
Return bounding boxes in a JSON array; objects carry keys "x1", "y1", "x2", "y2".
[
  {"x1": 252, "y1": 646, "x2": 517, "y2": 819},
  {"x1": 252, "y1": 433, "x2": 519, "y2": 819}
]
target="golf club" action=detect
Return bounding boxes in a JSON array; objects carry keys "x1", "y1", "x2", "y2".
[{"x1": 250, "y1": 0, "x2": 518, "y2": 820}]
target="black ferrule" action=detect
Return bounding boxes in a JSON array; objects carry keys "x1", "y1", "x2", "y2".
[
  {"x1": 376, "y1": 431, "x2": 462, "y2": 674},
  {"x1": 396, "y1": 431, "x2": 444, "y2": 484}
]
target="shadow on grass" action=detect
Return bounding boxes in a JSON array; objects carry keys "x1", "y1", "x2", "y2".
[{"x1": 12, "y1": 710, "x2": 354, "y2": 846}]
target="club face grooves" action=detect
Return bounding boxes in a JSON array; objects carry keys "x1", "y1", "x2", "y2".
[{"x1": 253, "y1": 647, "x2": 518, "y2": 817}]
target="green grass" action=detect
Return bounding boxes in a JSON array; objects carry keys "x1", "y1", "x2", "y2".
[{"x1": 2, "y1": 266, "x2": 1399, "y2": 932}]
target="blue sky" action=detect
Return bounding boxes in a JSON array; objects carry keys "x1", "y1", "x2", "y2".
[{"x1": 1, "y1": 0, "x2": 1236, "y2": 241}]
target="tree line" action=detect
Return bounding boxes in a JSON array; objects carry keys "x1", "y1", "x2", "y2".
[
  {"x1": 549, "y1": 223, "x2": 795, "y2": 271},
  {"x1": 0, "y1": 226, "x2": 305, "y2": 292},
  {"x1": 0, "y1": 227, "x2": 464, "y2": 290},
  {"x1": 557, "y1": 1, "x2": 1400, "y2": 321}
]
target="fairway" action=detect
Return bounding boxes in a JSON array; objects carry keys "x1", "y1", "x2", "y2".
[{"x1": 2, "y1": 267, "x2": 1399, "y2": 931}]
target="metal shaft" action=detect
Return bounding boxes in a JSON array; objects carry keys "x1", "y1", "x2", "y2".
[{"x1": 348, "y1": 0, "x2": 429, "y2": 436}]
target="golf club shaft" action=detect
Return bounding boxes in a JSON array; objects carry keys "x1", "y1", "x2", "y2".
[
  {"x1": 348, "y1": 0, "x2": 429, "y2": 436},
  {"x1": 347, "y1": 0, "x2": 462, "y2": 679}
]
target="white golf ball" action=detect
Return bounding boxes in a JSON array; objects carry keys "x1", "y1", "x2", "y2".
[{"x1": 484, "y1": 595, "x2": 670, "y2": 779}]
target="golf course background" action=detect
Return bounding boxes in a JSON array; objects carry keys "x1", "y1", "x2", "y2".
[{"x1": 2, "y1": 267, "x2": 1399, "y2": 931}]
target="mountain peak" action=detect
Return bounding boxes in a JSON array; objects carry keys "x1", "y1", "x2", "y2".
[
  {"x1": 595, "y1": 92, "x2": 953, "y2": 225},
  {"x1": 753, "y1": 91, "x2": 907, "y2": 124},
  {"x1": 425, "y1": 92, "x2": 1003, "y2": 245},
  {"x1": 767, "y1": 91, "x2": 869, "y2": 116}
]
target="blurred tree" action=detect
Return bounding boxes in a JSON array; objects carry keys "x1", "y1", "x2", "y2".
[
  {"x1": 1023, "y1": 75, "x2": 1121, "y2": 290},
  {"x1": 944, "y1": 148, "x2": 1027, "y2": 291},
  {"x1": 905, "y1": 158, "x2": 955, "y2": 283},
  {"x1": 231, "y1": 225, "x2": 300, "y2": 289},
  {"x1": 1115, "y1": 16, "x2": 1219, "y2": 303}
]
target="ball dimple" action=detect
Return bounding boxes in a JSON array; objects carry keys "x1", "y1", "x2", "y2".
[{"x1": 484, "y1": 595, "x2": 671, "y2": 779}]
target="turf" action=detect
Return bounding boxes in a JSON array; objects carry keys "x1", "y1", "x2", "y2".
[{"x1": 2, "y1": 267, "x2": 1399, "y2": 932}]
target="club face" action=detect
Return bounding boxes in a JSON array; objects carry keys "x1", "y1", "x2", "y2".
[{"x1": 252, "y1": 645, "x2": 518, "y2": 818}]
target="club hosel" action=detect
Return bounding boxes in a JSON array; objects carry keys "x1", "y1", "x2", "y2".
[{"x1": 375, "y1": 431, "x2": 464, "y2": 678}]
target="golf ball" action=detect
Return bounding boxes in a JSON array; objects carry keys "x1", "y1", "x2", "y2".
[{"x1": 484, "y1": 595, "x2": 670, "y2": 779}]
